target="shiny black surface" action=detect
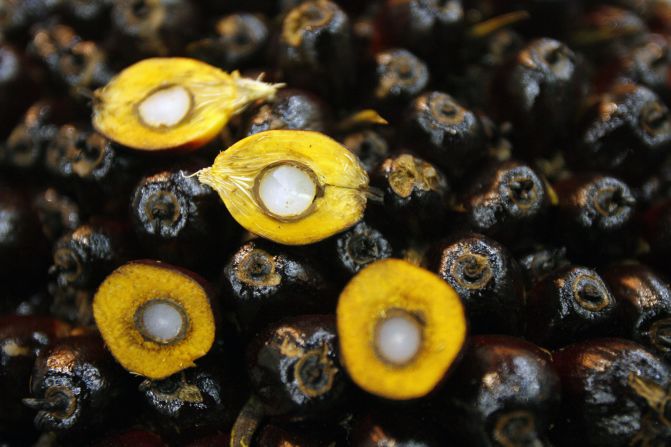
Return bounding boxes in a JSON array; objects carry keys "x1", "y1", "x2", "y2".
[
  {"x1": 526, "y1": 265, "x2": 616, "y2": 347},
  {"x1": 429, "y1": 232, "x2": 525, "y2": 335},
  {"x1": 553, "y1": 338, "x2": 671, "y2": 446},
  {"x1": 438, "y1": 335, "x2": 560, "y2": 447},
  {"x1": 223, "y1": 240, "x2": 336, "y2": 334},
  {"x1": 247, "y1": 315, "x2": 349, "y2": 419},
  {"x1": 402, "y1": 91, "x2": 487, "y2": 180}
]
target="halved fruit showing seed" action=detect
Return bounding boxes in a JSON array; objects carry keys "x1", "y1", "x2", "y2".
[
  {"x1": 92, "y1": 260, "x2": 216, "y2": 379},
  {"x1": 337, "y1": 259, "x2": 467, "y2": 400},
  {"x1": 197, "y1": 130, "x2": 369, "y2": 245},
  {"x1": 92, "y1": 57, "x2": 281, "y2": 151}
]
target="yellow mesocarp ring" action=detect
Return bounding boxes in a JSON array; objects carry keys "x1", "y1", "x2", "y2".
[
  {"x1": 337, "y1": 259, "x2": 467, "y2": 400},
  {"x1": 92, "y1": 260, "x2": 216, "y2": 379},
  {"x1": 92, "y1": 57, "x2": 281, "y2": 151},
  {"x1": 197, "y1": 130, "x2": 369, "y2": 245}
]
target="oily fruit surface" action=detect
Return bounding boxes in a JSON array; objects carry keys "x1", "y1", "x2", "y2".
[
  {"x1": 92, "y1": 57, "x2": 279, "y2": 150},
  {"x1": 198, "y1": 130, "x2": 368, "y2": 245},
  {"x1": 337, "y1": 259, "x2": 467, "y2": 400},
  {"x1": 92, "y1": 261, "x2": 215, "y2": 379}
]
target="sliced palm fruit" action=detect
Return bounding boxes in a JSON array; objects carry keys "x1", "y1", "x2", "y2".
[
  {"x1": 92, "y1": 260, "x2": 216, "y2": 379},
  {"x1": 337, "y1": 259, "x2": 467, "y2": 400},
  {"x1": 92, "y1": 57, "x2": 281, "y2": 151},
  {"x1": 197, "y1": 130, "x2": 369, "y2": 245}
]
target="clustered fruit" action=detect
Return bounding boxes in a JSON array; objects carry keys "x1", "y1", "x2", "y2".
[{"x1": 4, "y1": 0, "x2": 671, "y2": 446}]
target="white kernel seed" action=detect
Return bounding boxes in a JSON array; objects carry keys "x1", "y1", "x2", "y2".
[
  {"x1": 375, "y1": 314, "x2": 422, "y2": 366},
  {"x1": 257, "y1": 164, "x2": 317, "y2": 218},
  {"x1": 140, "y1": 301, "x2": 185, "y2": 343},
  {"x1": 138, "y1": 85, "x2": 192, "y2": 128}
]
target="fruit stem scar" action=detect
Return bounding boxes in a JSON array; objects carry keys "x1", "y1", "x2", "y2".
[
  {"x1": 23, "y1": 386, "x2": 77, "y2": 419},
  {"x1": 294, "y1": 343, "x2": 337, "y2": 398}
]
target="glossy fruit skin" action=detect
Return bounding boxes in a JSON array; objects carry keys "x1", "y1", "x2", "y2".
[
  {"x1": 371, "y1": 153, "x2": 451, "y2": 234},
  {"x1": 26, "y1": 333, "x2": 133, "y2": 433},
  {"x1": 187, "y1": 13, "x2": 269, "y2": 71},
  {"x1": 0, "y1": 0, "x2": 55, "y2": 41},
  {"x1": 278, "y1": 0, "x2": 355, "y2": 103},
  {"x1": 402, "y1": 91, "x2": 487, "y2": 180},
  {"x1": 485, "y1": 0, "x2": 583, "y2": 40},
  {"x1": 601, "y1": 263, "x2": 671, "y2": 363},
  {"x1": 449, "y1": 28, "x2": 523, "y2": 110},
  {"x1": 458, "y1": 160, "x2": 550, "y2": 249},
  {"x1": 44, "y1": 124, "x2": 86, "y2": 182},
  {"x1": 57, "y1": 0, "x2": 112, "y2": 36},
  {"x1": 553, "y1": 174, "x2": 637, "y2": 260},
  {"x1": 32, "y1": 188, "x2": 81, "y2": 243},
  {"x1": 574, "y1": 6, "x2": 648, "y2": 62},
  {"x1": 29, "y1": 23, "x2": 113, "y2": 92},
  {"x1": 569, "y1": 83, "x2": 671, "y2": 181},
  {"x1": 428, "y1": 232, "x2": 525, "y2": 335},
  {"x1": 517, "y1": 245, "x2": 570, "y2": 288},
  {"x1": 247, "y1": 315, "x2": 349, "y2": 420},
  {"x1": 323, "y1": 220, "x2": 393, "y2": 279},
  {"x1": 437, "y1": 335, "x2": 560, "y2": 447},
  {"x1": 648, "y1": 2, "x2": 671, "y2": 35},
  {"x1": 222, "y1": 240, "x2": 337, "y2": 335},
  {"x1": 45, "y1": 125, "x2": 141, "y2": 213},
  {"x1": 634, "y1": 158, "x2": 671, "y2": 206},
  {"x1": 553, "y1": 338, "x2": 671, "y2": 446},
  {"x1": 340, "y1": 129, "x2": 390, "y2": 175},
  {"x1": 108, "y1": 0, "x2": 200, "y2": 65},
  {"x1": 370, "y1": 48, "x2": 429, "y2": 107},
  {"x1": 1, "y1": 1, "x2": 109, "y2": 43},
  {"x1": 603, "y1": 33, "x2": 671, "y2": 100},
  {"x1": 2, "y1": 289, "x2": 52, "y2": 316},
  {"x1": 0, "y1": 44, "x2": 38, "y2": 140},
  {"x1": 526, "y1": 266, "x2": 616, "y2": 347},
  {"x1": 0, "y1": 315, "x2": 70, "y2": 432},
  {"x1": 242, "y1": 88, "x2": 329, "y2": 136},
  {"x1": 63, "y1": 130, "x2": 140, "y2": 202},
  {"x1": 642, "y1": 198, "x2": 671, "y2": 272},
  {"x1": 350, "y1": 411, "x2": 447, "y2": 447},
  {"x1": 139, "y1": 359, "x2": 243, "y2": 438},
  {"x1": 382, "y1": 0, "x2": 464, "y2": 61},
  {"x1": 48, "y1": 219, "x2": 132, "y2": 325},
  {"x1": 50, "y1": 220, "x2": 131, "y2": 291},
  {"x1": 0, "y1": 187, "x2": 49, "y2": 283},
  {"x1": 494, "y1": 38, "x2": 582, "y2": 156},
  {"x1": 0, "y1": 100, "x2": 75, "y2": 175},
  {"x1": 130, "y1": 168, "x2": 234, "y2": 272}
]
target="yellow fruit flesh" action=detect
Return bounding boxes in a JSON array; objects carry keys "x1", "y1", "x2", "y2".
[
  {"x1": 92, "y1": 57, "x2": 280, "y2": 151},
  {"x1": 92, "y1": 261, "x2": 215, "y2": 379},
  {"x1": 197, "y1": 130, "x2": 369, "y2": 245},
  {"x1": 337, "y1": 259, "x2": 467, "y2": 400}
]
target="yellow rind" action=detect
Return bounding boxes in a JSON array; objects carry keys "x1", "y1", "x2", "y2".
[
  {"x1": 199, "y1": 130, "x2": 368, "y2": 245},
  {"x1": 337, "y1": 259, "x2": 467, "y2": 400},
  {"x1": 92, "y1": 57, "x2": 278, "y2": 151},
  {"x1": 92, "y1": 261, "x2": 215, "y2": 379}
]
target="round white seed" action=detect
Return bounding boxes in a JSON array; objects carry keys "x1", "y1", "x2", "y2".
[
  {"x1": 375, "y1": 314, "x2": 422, "y2": 366},
  {"x1": 140, "y1": 301, "x2": 185, "y2": 343},
  {"x1": 137, "y1": 85, "x2": 192, "y2": 129},
  {"x1": 257, "y1": 164, "x2": 317, "y2": 218}
]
